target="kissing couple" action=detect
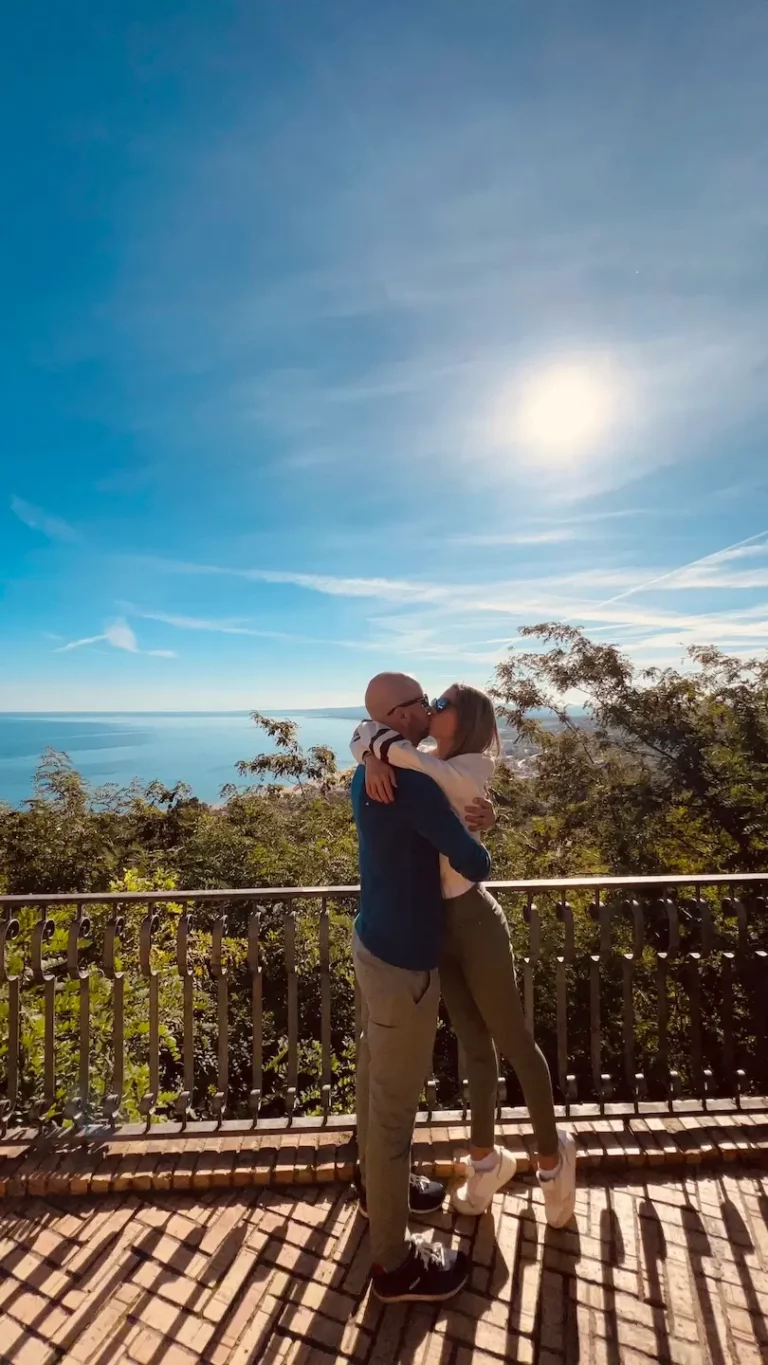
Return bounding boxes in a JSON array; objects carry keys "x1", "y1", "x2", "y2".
[{"x1": 348, "y1": 671, "x2": 576, "y2": 1305}]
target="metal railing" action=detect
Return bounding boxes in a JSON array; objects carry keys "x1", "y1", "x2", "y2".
[{"x1": 1, "y1": 874, "x2": 768, "y2": 1140}]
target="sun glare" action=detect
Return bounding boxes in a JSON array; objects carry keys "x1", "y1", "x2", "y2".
[{"x1": 505, "y1": 360, "x2": 619, "y2": 465}]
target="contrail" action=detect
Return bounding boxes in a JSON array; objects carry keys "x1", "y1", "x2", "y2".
[{"x1": 595, "y1": 527, "x2": 768, "y2": 608}]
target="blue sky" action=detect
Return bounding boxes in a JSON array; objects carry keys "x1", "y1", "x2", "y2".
[{"x1": 2, "y1": 0, "x2": 768, "y2": 710}]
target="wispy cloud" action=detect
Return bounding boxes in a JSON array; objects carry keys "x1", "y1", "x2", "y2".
[
  {"x1": 596, "y1": 530, "x2": 768, "y2": 606},
  {"x1": 137, "y1": 559, "x2": 456, "y2": 603},
  {"x1": 139, "y1": 543, "x2": 768, "y2": 621},
  {"x1": 131, "y1": 545, "x2": 768, "y2": 672},
  {"x1": 56, "y1": 619, "x2": 176, "y2": 658},
  {"x1": 132, "y1": 608, "x2": 330, "y2": 645},
  {"x1": 124, "y1": 606, "x2": 507, "y2": 664},
  {"x1": 11, "y1": 496, "x2": 77, "y2": 542},
  {"x1": 449, "y1": 530, "x2": 576, "y2": 547},
  {"x1": 138, "y1": 555, "x2": 658, "y2": 609}
]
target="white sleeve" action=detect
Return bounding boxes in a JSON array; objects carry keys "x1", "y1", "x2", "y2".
[
  {"x1": 376, "y1": 740, "x2": 494, "y2": 805},
  {"x1": 350, "y1": 719, "x2": 391, "y2": 764}
]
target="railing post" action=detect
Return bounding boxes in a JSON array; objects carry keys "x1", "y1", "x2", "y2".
[
  {"x1": 696, "y1": 885, "x2": 715, "y2": 957},
  {"x1": 621, "y1": 898, "x2": 646, "y2": 1109},
  {"x1": 211, "y1": 909, "x2": 229, "y2": 1122},
  {"x1": 138, "y1": 906, "x2": 160, "y2": 1123},
  {"x1": 248, "y1": 906, "x2": 262, "y2": 1120},
  {"x1": 522, "y1": 893, "x2": 539, "y2": 1034},
  {"x1": 752, "y1": 948, "x2": 768, "y2": 1095},
  {"x1": 687, "y1": 951, "x2": 704, "y2": 1102},
  {"x1": 64, "y1": 906, "x2": 93, "y2": 1129},
  {"x1": 174, "y1": 905, "x2": 195, "y2": 1124},
  {"x1": 284, "y1": 904, "x2": 298, "y2": 1119},
  {"x1": 102, "y1": 910, "x2": 125, "y2": 1127},
  {"x1": 588, "y1": 890, "x2": 612, "y2": 1107},
  {"x1": 0, "y1": 914, "x2": 21, "y2": 1133},
  {"x1": 29, "y1": 906, "x2": 56, "y2": 1128},
  {"x1": 556, "y1": 896, "x2": 577, "y2": 1110},
  {"x1": 319, "y1": 897, "x2": 332, "y2": 1119},
  {"x1": 722, "y1": 894, "x2": 748, "y2": 1103}
]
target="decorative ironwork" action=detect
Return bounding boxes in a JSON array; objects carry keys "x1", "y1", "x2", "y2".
[
  {"x1": 0, "y1": 915, "x2": 20, "y2": 1131},
  {"x1": 102, "y1": 910, "x2": 125, "y2": 1126},
  {"x1": 1, "y1": 874, "x2": 767, "y2": 1138}
]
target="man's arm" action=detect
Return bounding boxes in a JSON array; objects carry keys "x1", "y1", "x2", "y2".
[{"x1": 395, "y1": 771, "x2": 491, "y2": 883}]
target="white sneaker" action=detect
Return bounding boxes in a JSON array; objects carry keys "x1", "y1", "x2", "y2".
[
  {"x1": 539, "y1": 1131, "x2": 577, "y2": 1228},
  {"x1": 450, "y1": 1147, "x2": 518, "y2": 1215}
]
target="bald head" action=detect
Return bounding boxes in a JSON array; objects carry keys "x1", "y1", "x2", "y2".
[{"x1": 365, "y1": 672, "x2": 431, "y2": 744}]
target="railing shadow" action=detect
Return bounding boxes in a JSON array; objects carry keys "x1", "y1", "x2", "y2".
[
  {"x1": 681, "y1": 1204, "x2": 727, "y2": 1365},
  {"x1": 721, "y1": 1196, "x2": 768, "y2": 1352},
  {"x1": 508, "y1": 1198, "x2": 538, "y2": 1346},
  {"x1": 598, "y1": 1202, "x2": 623, "y2": 1365},
  {"x1": 544, "y1": 1217, "x2": 582, "y2": 1361},
  {"x1": 638, "y1": 1199, "x2": 669, "y2": 1363}
]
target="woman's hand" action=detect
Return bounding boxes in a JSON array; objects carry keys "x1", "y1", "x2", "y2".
[
  {"x1": 465, "y1": 795, "x2": 496, "y2": 832},
  {"x1": 364, "y1": 753, "x2": 397, "y2": 803}
]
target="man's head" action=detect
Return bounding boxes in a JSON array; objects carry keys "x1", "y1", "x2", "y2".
[{"x1": 365, "y1": 672, "x2": 431, "y2": 745}]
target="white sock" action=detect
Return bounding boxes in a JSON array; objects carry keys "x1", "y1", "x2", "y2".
[
  {"x1": 472, "y1": 1150, "x2": 500, "y2": 1173},
  {"x1": 538, "y1": 1155, "x2": 562, "y2": 1183}
]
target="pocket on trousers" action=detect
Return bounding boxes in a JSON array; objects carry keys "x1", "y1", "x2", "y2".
[{"x1": 411, "y1": 970, "x2": 432, "y2": 1007}]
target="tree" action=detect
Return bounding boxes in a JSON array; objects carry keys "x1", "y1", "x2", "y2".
[
  {"x1": 490, "y1": 624, "x2": 768, "y2": 874},
  {"x1": 233, "y1": 714, "x2": 340, "y2": 794},
  {"x1": 3, "y1": 636, "x2": 768, "y2": 1121}
]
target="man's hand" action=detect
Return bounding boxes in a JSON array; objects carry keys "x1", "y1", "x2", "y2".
[
  {"x1": 364, "y1": 753, "x2": 397, "y2": 804},
  {"x1": 465, "y1": 795, "x2": 496, "y2": 832}
]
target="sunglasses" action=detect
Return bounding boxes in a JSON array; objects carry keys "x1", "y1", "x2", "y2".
[
  {"x1": 387, "y1": 692, "x2": 430, "y2": 717},
  {"x1": 432, "y1": 696, "x2": 455, "y2": 714}
]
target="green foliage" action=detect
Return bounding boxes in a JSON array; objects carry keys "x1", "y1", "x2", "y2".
[
  {"x1": 1, "y1": 643, "x2": 768, "y2": 1124},
  {"x1": 490, "y1": 625, "x2": 768, "y2": 874},
  {"x1": 234, "y1": 713, "x2": 341, "y2": 793}
]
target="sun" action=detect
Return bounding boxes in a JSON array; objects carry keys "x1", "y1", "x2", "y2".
[{"x1": 505, "y1": 360, "x2": 619, "y2": 465}]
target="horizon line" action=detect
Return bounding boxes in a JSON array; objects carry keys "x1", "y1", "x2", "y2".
[{"x1": 0, "y1": 706, "x2": 365, "y2": 715}]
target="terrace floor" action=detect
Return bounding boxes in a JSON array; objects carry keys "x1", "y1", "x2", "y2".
[{"x1": 3, "y1": 1166, "x2": 768, "y2": 1365}]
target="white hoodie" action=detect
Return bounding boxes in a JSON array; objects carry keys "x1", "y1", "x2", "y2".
[{"x1": 350, "y1": 720, "x2": 494, "y2": 899}]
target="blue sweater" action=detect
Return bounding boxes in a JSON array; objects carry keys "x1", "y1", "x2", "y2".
[{"x1": 351, "y1": 764, "x2": 492, "y2": 970}]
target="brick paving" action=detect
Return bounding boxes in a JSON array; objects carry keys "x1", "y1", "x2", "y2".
[
  {"x1": 2, "y1": 1171, "x2": 768, "y2": 1364},
  {"x1": 4, "y1": 1108, "x2": 768, "y2": 1201}
]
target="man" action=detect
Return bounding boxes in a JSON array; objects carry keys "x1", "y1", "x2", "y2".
[{"x1": 351, "y1": 672, "x2": 494, "y2": 1304}]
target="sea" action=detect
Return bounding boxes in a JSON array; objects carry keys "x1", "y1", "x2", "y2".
[{"x1": 0, "y1": 712, "x2": 363, "y2": 808}]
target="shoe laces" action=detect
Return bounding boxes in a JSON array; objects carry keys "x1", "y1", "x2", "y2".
[
  {"x1": 411, "y1": 1237, "x2": 447, "y2": 1270},
  {"x1": 409, "y1": 1174, "x2": 432, "y2": 1193}
]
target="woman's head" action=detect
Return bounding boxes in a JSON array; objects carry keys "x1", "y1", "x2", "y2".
[{"x1": 429, "y1": 683, "x2": 501, "y2": 759}]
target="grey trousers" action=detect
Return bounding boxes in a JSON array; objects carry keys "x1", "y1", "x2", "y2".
[{"x1": 353, "y1": 933, "x2": 440, "y2": 1271}]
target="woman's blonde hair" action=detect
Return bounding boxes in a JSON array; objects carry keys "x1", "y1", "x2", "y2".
[{"x1": 445, "y1": 683, "x2": 501, "y2": 760}]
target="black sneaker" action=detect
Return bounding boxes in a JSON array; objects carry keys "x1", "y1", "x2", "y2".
[
  {"x1": 371, "y1": 1237, "x2": 470, "y2": 1304},
  {"x1": 353, "y1": 1165, "x2": 445, "y2": 1218}
]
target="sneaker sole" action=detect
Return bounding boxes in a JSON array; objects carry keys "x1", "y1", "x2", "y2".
[
  {"x1": 371, "y1": 1270, "x2": 470, "y2": 1304},
  {"x1": 450, "y1": 1155, "x2": 518, "y2": 1216},
  {"x1": 542, "y1": 1134, "x2": 577, "y2": 1227},
  {"x1": 410, "y1": 1198, "x2": 446, "y2": 1215}
]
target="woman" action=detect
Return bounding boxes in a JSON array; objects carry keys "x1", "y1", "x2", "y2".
[{"x1": 351, "y1": 684, "x2": 576, "y2": 1226}]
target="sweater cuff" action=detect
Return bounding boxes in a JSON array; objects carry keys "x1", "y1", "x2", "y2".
[{"x1": 369, "y1": 726, "x2": 401, "y2": 761}]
